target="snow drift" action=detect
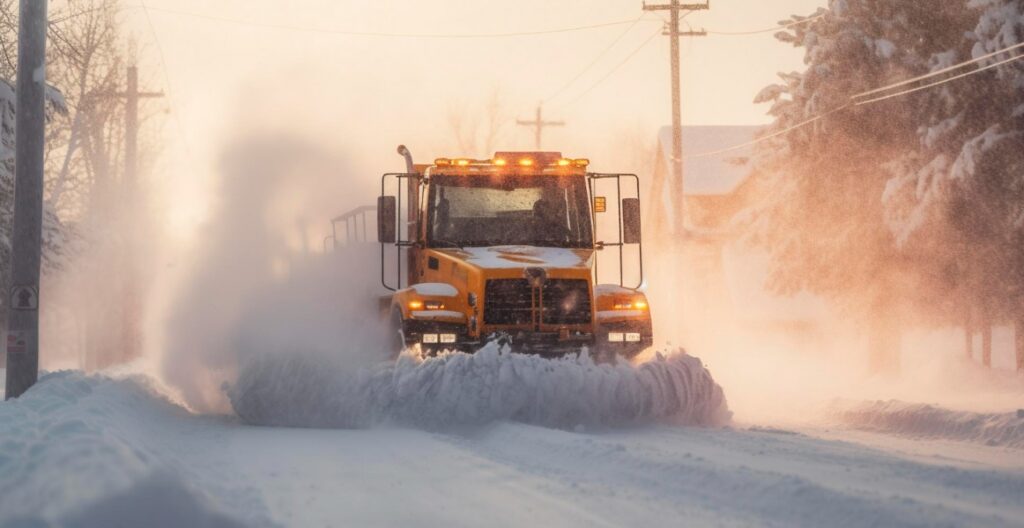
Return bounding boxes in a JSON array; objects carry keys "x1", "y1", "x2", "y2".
[
  {"x1": 0, "y1": 371, "x2": 278, "y2": 527},
  {"x1": 832, "y1": 400, "x2": 1024, "y2": 449},
  {"x1": 228, "y1": 344, "x2": 731, "y2": 430}
]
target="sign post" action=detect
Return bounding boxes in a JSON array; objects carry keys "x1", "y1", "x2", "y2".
[{"x1": 6, "y1": 0, "x2": 49, "y2": 400}]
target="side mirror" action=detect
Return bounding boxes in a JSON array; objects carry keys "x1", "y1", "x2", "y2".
[
  {"x1": 622, "y1": 198, "x2": 641, "y2": 244},
  {"x1": 377, "y1": 196, "x2": 396, "y2": 243}
]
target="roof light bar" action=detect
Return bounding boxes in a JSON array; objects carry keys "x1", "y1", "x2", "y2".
[{"x1": 433, "y1": 155, "x2": 589, "y2": 169}]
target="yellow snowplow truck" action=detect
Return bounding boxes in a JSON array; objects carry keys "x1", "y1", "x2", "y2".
[{"x1": 378, "y1": 146, "x2": 651, "y2": 360}]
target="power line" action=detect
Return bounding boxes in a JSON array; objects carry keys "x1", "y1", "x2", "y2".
[
  {"x1": 684, "y1": 110, "x2": 838, "y2": 159},
  {"x1": 141, "y1": 5, "x2": 647, "y2": 39},
  {"x1": 854, "y1": 51, "x2": 1024, "y2": 106},
  {"x1": 138, "y1": 0, "x2": 192, "y2": 156},
  {"x1": 706, "y1": 13, "x2": 825, "y2": 36},
  {"x1": 49, "y1": 4, "x2": 139, "y2": 25},
  {"x1": 855, "y1": 40, "x2": 1024, "y2": 99},
  {"x1": 539, "y1": 12, "x2": 688, "y2": 113},
  {"x1": 542, "y1": 15, "x2": 649, "y2": 104},
  {"x1": 688, "y1": 48, "x2": 1024, "y2": 159},
  {"x1": 553, "y1": 26, "x2": 663, "y2": 111}
]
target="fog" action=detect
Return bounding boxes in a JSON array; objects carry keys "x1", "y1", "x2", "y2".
[
  {"x1": 34, "y1": 0, "x2": 1024, "y2": 427},
  {"x1": 126, "y1": 0, "x2": 823, "y2": 236}
]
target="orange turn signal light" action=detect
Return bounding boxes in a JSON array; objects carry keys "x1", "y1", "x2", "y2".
[
  {"x1": 434, "y1": 158, "x2": 451, "y2": 167},
  {"x1": 614, "y1": 298, "x2": 648, "y2": 310}
]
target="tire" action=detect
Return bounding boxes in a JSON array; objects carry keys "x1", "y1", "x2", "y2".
[{"x1": 387, "y1": 309, "x2": 407, "y2": 360}]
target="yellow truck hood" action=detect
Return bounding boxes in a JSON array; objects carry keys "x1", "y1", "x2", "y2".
[{"x1": 437, "y1": 246, "x2": 594, "y2": 271}]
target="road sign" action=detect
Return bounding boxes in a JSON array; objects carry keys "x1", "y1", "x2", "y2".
[
  {"x1": 6, "y1": 331, "x2": 26, "y2": 355},
  {"x1": 10, "y1": 285, "x2": 38, "y2": 310}
]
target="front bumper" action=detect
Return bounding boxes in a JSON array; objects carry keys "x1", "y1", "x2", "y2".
[{"x1": 404, "y1": 317, "x2": 652, "y2": 358}]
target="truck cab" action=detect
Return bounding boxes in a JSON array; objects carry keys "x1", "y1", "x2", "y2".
[{"x1": 378, "y1": 149, "x2": 652, "y2": 360}]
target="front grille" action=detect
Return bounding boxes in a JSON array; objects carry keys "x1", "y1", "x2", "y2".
[
  {"x1": 484, "y1": 278, "x2": 591, "y2": 326},
  {"x1": 484, "y1": 279, "x2": 533, "y2": 325},
  {"x1": 541, "y1": 279, "x2": 592, "y2": 325}
]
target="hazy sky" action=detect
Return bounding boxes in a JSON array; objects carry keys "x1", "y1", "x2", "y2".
[{"x1": 120, "y1": 0, "x2": 825, "y2": 236}]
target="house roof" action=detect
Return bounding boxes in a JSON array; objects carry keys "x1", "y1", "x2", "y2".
[{"x1": 657, "y1": 125, "x2": 761, "y2": 196}]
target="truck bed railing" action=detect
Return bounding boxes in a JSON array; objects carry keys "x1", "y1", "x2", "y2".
[{"x1": 324, "y1": 205, "x2": 377, "y2": 253}]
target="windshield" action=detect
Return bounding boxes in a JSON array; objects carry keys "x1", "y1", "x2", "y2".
[{"x1": 427, "y1": 174, "x2": 593, "y2": 248}]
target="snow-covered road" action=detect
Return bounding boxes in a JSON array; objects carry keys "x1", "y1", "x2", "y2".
[{"x1": 2, "y1": 371, "x2": 1023, "y2": 528}]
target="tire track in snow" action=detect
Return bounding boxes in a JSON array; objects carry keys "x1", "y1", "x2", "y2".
[{"x1": 436, "y1": 423, "x2": 1024, "y2": 528}]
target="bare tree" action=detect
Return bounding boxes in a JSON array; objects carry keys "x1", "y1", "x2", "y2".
[
  {"x1": 0, "y1": 0, "x2": 159, "y2": 369},
  {"x1": 446, "y1": 87, "x2": 510, "y2": 157},
  {"x1": 45, "y1": 0, "x2": 126, "y2": 220}
]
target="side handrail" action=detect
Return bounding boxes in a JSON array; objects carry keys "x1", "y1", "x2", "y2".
[
  {"x1": 588, "y1": 173, "x2": 644, "y2": 290},
  {"x1": 380, "y1": 172, "x2": 420, "y2": 292}
]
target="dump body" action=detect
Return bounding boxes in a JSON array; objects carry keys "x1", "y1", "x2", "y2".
[{"x1": 379, "y1": 152, "x2": 652, "y2": 358}]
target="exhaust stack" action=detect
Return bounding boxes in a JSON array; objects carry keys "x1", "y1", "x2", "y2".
[{"x1": 396, "y1": 145, "x2": 414, "y2": 173}]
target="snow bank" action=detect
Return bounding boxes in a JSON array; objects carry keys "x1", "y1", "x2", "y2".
[
  {"x1": 228, "y1": 344, "x2": 731, "y2": 430},
  {"x1": 832, "y1": 400, "x2": 1024, "y2": 449},
  {"x1": 0, "y1": 371, "x2": 277, "y2": 527}
]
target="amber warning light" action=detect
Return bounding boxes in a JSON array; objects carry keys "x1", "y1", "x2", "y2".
[{"x1": 430, "y1": 156, "x2": 589, "y2": 169}]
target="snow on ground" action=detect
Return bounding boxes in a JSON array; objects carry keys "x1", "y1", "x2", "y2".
[
  {"x1": 0, "y1": 371, "x2": 276, "y2": 527},
  {"x1": 228, "y1": 344, "x2": 730, "y2": 430},
  {"x1": 830, "y1": 399, "x2": 1024, "y2": 449},
  {"x1": 3, "y1": 370, "x2": 1024, "y2": 527}
]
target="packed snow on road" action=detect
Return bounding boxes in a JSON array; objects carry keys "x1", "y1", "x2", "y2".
[{"x1": 1, "y1": 361, "x2": 1023, "y2": 528}]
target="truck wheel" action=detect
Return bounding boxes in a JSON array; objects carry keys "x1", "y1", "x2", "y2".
[{"x1": 387, "y1": 309, "x2": 407, "y2": 360}]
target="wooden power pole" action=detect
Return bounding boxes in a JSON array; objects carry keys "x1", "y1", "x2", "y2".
[
  {"x1": 516, "y1": 104, "x2": 564, "y2": 150},
  {"x1": 113, "y1": 65, "x2": 162, "y2": 363},
  {"x1": 642, "y1": 0, "x2": 708, "y2": 237},
  {"x1": 6, "y1": 0, "x2": 48, "y2": 399}
]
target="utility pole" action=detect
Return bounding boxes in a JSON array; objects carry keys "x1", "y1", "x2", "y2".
[
  {"x1": 6, "y1": 0, "x2": 49, "y2": 399},
  {"x1": 643, "y1": 0, "x2": 708, "y2": 237},
  {"x1": 116, "y1": 65, "x2": 162, "y2": 363},
  {"x1": 516, "y1": 104, "x2": 564, "y2": 150}
]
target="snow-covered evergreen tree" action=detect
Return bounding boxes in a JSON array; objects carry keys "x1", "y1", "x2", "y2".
[
  {"x1": 749, "y1": 0, "x2": 977, "y2": 369},
  {"x1": 883, "y1": 0, "x2": 1023, "y2": 366}
]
